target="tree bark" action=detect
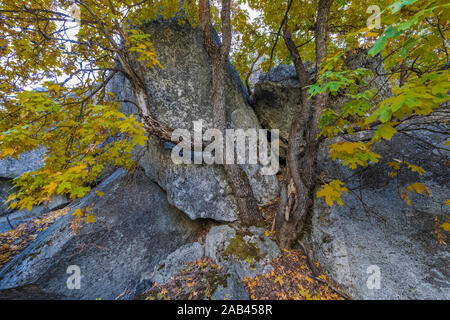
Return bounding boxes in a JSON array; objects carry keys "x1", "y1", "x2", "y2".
[
  {"x1": 275, "y1": 0, "x2": 333, "y2": 248},
  {"x1": 80, "y1": 1, "x2": 177, "y2": 144},
  {"x1": 199, "y1": 0, "x2": 262, "y2": 226}
]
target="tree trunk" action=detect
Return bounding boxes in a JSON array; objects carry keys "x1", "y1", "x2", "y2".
[
  {"x1": 275, "y1": 0, "x2": 333, "y2": 248},
  {"x1": 199, "y1": 0, "x2": 262, "y2": 226}
]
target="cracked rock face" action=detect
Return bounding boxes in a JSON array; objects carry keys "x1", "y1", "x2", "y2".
[
  {"x1": 311, "y1": 121, "x2": 450, "y2": 300},
  {"x1": 251, "y1": 49, "x2": 391, "y2": 159},
  {"x1": 108, "y1": 19, "x2": 279, "y2": 222},
  {"x1": 143, "y1": 225, "x2": 281, "y2": 300},
  {"x1": 250, "y1": 63, "x2": 315, "y2": 159}
]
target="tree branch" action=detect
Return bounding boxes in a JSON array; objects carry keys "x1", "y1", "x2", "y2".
[
  {"x1": 269, "y1": 0, "x2": 294, "y2": 70},
  {"x1": 198, "y1": 0, "x2": 219, "y2": 57}
]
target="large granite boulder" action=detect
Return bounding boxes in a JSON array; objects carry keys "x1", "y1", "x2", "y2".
[
  {"x1": 0, "y1": 169, "x2": 203, "y2": 300},
  {"x1": 108, "y1": 19, "x2": 279, "y2": 222},
  {"x1": 311, "y1": 118, "x2": 450, "y2": 299}
]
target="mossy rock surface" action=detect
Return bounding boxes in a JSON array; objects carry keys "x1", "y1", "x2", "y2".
[{"x1": 224, "y1": 234, "x2": 265, "y2": 262}]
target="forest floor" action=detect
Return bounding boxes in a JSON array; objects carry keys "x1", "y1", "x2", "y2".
[{"x1": 0, "y1": 175, "x2": 349, "y2": 300}]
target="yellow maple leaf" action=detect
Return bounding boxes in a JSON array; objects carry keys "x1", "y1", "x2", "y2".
[
  {"x1": 44, "y1": 181, "x2": 58, "y2": 196},
  {"x1": 0, "y1": 148, "x2": 15, "y2": 159},
  {"x1": 377, "y1": 123, "x2": 397, "y2": 140},
  {"x1": 406, "y1": 163, "x2": 425, "y2": 176},
  {"x1": 387, "y1": 160, "x2": 401, "y2": 170},
  {"x1": 316, "y1": 180, "x2": 348, "y2": 207},
  {"x1": 47, "y1": 84, "x2": 62, "y2": 93},
  {"x1": 85, "y1": 214, "x2": 96, "y2": 224},
  {"x1": 274, "y1": 275, "x2": 285, "y2": 286},
  {"x1": 72, "y1": 208, "x2": 84, "y2": 218},
  {"x1": 407, "y1": 182, "x2": 431, "y2": 197}
]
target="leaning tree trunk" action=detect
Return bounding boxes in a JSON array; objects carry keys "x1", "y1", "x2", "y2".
[
  {"x1": 275, "y1": 0, "x2": 333, "y2": 248},
  {"x1": 120, "y1": 51, "x2": 176, "y2": 142},
  {"x1": 212, "y1": 58, "x2": 262, "y2": 226},
  {"x1": 198, "y1": 0, "x2": 263, "y2": 226},
  {"x1": 80, "y1": 1, "x2": 173, "y2": 141}
]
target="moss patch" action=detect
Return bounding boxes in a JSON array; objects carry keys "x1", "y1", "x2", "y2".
[{"x1": 224, "y1": 234, "x2": 263, "y2": 262}]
